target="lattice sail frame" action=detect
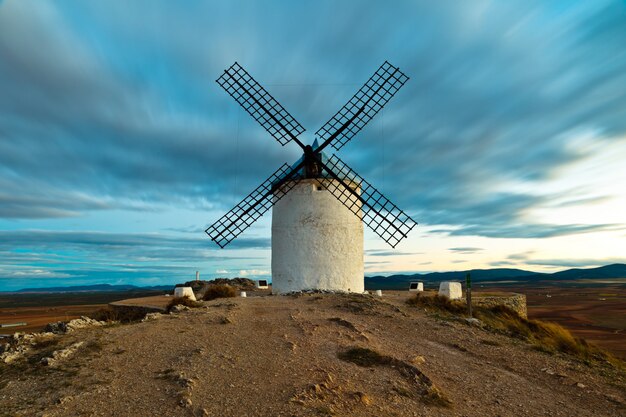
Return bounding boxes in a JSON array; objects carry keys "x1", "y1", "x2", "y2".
[
  {"x1": 217, "y1": 62, "x2": 305, "y2": 146},
  {"x1": 315, "y1": 155, "x2": 417, "y2": 248},
  {"x1": 205, "y1": 163, "x2": 301, "y2": 248},
  {"x1": 207, "y1": 61, "x2": 416, "y2": 248},
  {"x1": 315, "y1": 61, "x2": 409, "y2": 151}
]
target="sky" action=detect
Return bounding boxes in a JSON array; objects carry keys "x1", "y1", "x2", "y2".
[{"x1": 1, "y1": 0, "x2": 626, "y2": 291}]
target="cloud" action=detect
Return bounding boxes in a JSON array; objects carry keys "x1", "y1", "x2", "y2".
[
  {"x1": 524, "y1": 258, "x2": 626, "y2": 268},
  {"x1": 238, "y1": 269, "x2": 270, "y2": 277},
  {"x1": 365, "y1": 249, "x2": 422, "y2": 257},
  {"x1": 0, "y1": 0, "x2": 623, "y2": 243},
  {"x1": 432, "y1": 222, "x2": 623, "y2": 239},
  {"x1": 0, "y1": 229, "x2": 269, "y2": 290},
  {"x1": 448, "y1": 247, "x2": 483, "y2": 254}
]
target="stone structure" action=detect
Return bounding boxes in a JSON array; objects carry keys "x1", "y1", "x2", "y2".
[
  {"x1": 409, "y1": 282, "x2": 424, "y2": 292},
  {"x1": 272, "y1": 178, "x2": 364, "y2": 294},
  {"x1": 174, "y1": 287, "x2": 196, "y2": 301},
  {"x1": 439, "y1": 282, "x2": 462, "y2": 300},
  {"x1": 471, "y1": 293, "x2": 527, "y2": 318}
]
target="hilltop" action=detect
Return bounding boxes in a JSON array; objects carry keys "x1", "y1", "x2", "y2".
[
  {"x1": 1, "y1": 292, "x2": 624, "y2": 416},
  {"x1": 365, "y1": 263, "x2": 626, "y2": 290}
]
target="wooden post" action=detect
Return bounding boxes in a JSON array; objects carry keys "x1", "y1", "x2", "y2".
[{"x1": 466, "y1": 272, "x2": 472, "y2": 318}]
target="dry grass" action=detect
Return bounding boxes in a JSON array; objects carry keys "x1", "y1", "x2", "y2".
[
  {"x1": 202, "y1": 284, "x2": 236, "y2": 301},
  {"x1": 406, "y1": 293, "x2": 466, "y2": 314},
  {"x1": 165, "y1": 296, "x2": 203, "y2": 312},
  {"x1": 407, "y1": 293, "x2": 623, "y2": 368}
]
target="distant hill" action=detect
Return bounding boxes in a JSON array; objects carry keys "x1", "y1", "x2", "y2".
[
  {"x1": 365, "y1": 263, "x2": 626, "y2": 290},
  {"x1": 11, "y1": 284, "x2": 173, "y2": 293},
  {"x1": 7, "y1": 264, "x2": 626, "y2": 293}
]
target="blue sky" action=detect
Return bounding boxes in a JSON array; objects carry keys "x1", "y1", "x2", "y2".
[{"x1": 1, "y1": 0, "x2": 626, "y2": 291}]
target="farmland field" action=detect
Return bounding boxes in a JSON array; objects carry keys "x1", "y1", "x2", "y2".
[
  {"x1": 0, "y1": 290, "x2": 166, "y2": 335},
  {"x1": 479, "y1": 285, "x2": 626, "y2": 359}
]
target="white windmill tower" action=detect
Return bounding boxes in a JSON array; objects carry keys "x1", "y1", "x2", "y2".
[{"x1": 206, "y1": 62, "x2": 416, "y2": 293}]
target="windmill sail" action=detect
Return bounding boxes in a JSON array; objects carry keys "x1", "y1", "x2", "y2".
[
  {"x1": 315, "y1": 61, "x2": 408, "y2": 152},
  {"x1": 315, "y1": 154, "x2": 417, "y2": 248},
  {"x1": 208, "y1": 61, "x2": 416, "y2": 249},
  {"x1": 216, "y1": 62, "x2": 305, "y2": 146},
  {"x1": 205, "y1": 162, "x2": 303, "y2": 248}
]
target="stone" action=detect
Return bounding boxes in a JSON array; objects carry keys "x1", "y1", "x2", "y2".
[
  {"x1": 465, "y1": 318, "x2": 482, "y2": 327},
  {"x1": 41, "y1": 341, "x2": 84, "y2": 367},
  {"x1": 439, "y1": 282, "x2": 462, "y2": 300},
  {"x1": 411, "y1": 355, "x2": 426, "y2": 365},
  {"x1": 174, "y1": 287, "x2": 196, "y2": 301},
  {"x1": 409, "y1": 282, "x2": 424, "y2": 292},
  {"x1": 142, "y1": 313, "x2": 163, "y2": 322},
  {"x1": 171, "y1": 304, "x2": 190, "y2": 313},
  {"x1": 45, "y1": 316, "x2": 108, "y2": 334}
]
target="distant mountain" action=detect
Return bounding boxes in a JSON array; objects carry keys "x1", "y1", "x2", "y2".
[
  {"x1": 548, "y1": 264, "x2": 626, "y2": 280},
  {"x1": 8, "y1": 264, "x2": 626, "y2": 292},
  {"x1": 365, "y1": 264, "x2": 626, "y2": 290},
  {"x1": 12, "y1": 284, "x2": 173, "y2": 293}
]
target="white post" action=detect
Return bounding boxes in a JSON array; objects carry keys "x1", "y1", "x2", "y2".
[
  {"x1": 196, "y1": 271, "x2": 199, "y2": 282},
  {"x1": 240, "y1": 291, "x2": 247, "y2": 298},
  {"x1": 375, "y1": 290, "x2": 383, "y2": 297}
]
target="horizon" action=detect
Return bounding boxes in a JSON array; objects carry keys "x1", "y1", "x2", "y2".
[
  {"x1": 1, "y1": 1, "x2": 626, "y2": 291},
  {"x1": 3, "y1": 262, "x2": 625, "y2": 293}
]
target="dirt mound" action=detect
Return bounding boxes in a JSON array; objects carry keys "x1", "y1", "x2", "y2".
[{"x1": 0, "y1": 292, "x2": 624, "y2": 416}]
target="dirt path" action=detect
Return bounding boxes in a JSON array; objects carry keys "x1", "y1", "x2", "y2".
[{"x1": 1, "y1": 293, "x2": 624, "y2": 416}]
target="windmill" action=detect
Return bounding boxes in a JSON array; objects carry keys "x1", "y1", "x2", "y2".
[{"x1": 206, "y1": 61, "x2": 417, "y2": 293}]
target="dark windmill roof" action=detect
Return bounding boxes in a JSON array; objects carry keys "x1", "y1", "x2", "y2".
[{"x1": 287, "y1": 139, "x2": 351, "y2": 180}]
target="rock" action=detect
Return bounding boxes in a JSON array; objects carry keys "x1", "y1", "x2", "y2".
[
  {"x1": 42, "y1": 341, "x2": 84, "y2": 367},
  {"x1": 142, "y1": 313, "x2": 164, "y2": 322},
  {"x1": 179, "y1": 397, "x2": 192, "y2": 408},
  {"x1": 45, "y1": 316, "x2": 108, "y2": 334},
  {"x1": 576, "y1": 382, "x2": 586, "y2": 389},
  {"x1": 357, "y1": 392, "x2": 372, "y2": 406},
  {"x1": 411, "y1": 355, "x2": 426, "y2": 365},
  {"x1": 1, "y1": 332, "x2": 57, "y2": 364},
  {"x1": 171, "y1": 304, "x2": 191, "y2": 313},
  {"x1": 465, "y1": 318, "x2": 483, "y2": 327}
]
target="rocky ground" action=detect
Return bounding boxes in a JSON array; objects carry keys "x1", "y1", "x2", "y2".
[{"x1": 1, "y1": 292, "x2": 624, "y2": 417}]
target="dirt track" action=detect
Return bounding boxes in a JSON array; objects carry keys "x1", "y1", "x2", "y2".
[{"x1": 1, "y1": 293, "x2": 624, "y2": 417}]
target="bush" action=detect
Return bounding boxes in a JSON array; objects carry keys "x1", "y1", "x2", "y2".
[
  {"x1": 406, "y1": 293, "x2": 466, "y2": 314},
  {"x1": 166, "y1": 296, "x2": 203, "y2": 312},
  {"x1": 202, "y1": 284, "x2": 236, "y2": 301},
  {"x1": 89, "y1": 306, "x2": 148, "y2": 323}
]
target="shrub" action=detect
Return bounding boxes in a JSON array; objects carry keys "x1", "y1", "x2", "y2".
[
  {"x1": 89, "y1": 306, "x2": 148, "y2": 323},
  {"x1": 166, "y1": 296, "x2": 203, "y2": 312},
  {"x1": 407, "y1": 293, "x2": 623, "y2": 368},
  {"x1": 406, "y1": 293, "x2": 466, "y2": 314},
  {"x1": 202, "y1": 284, "x2": 236, "y2": 301}
]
